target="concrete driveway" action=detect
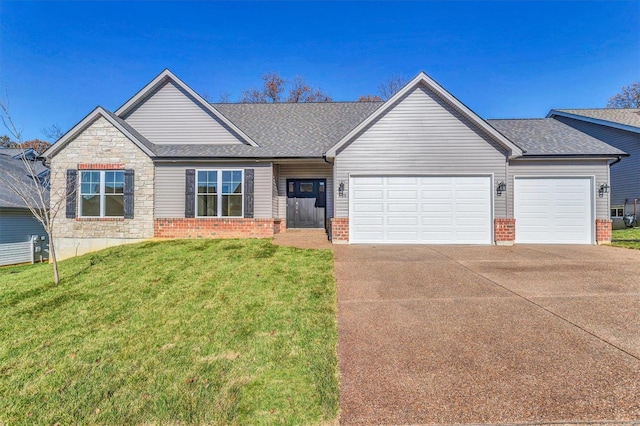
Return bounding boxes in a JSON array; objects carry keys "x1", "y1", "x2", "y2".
[{"x1": 335, "y1": 245, "x2": 640, "y2": 425}]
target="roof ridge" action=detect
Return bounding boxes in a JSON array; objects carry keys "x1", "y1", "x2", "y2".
[{"x1": 212, "y1": 101, "x2": 384, "y2": 106}]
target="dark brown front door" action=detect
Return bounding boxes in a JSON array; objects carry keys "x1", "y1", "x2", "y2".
[{"x1": 286, "y1": 179, "x2": 326, "y2": 228}]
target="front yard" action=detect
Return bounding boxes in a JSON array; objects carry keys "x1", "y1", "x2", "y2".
[
  {"x1": 612, "y1": 227, "x2": 640, "y2": 249},
  {"x1": 0, "y1": 239, "x2": 338, "y2": 424}
]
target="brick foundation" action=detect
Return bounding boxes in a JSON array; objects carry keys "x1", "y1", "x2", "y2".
[
  {"x1": 331, "y1": 218, "x2": 349, "y2": 243},
  {"x1": 494, "y1": 218, "x2": 515, "y2": 246},
  {"x1": 595, "y1": 219, "x2": 612, "y2": 245},
  {"x1": 154, "y1": 218, "x2": 282, "y2": 239}
]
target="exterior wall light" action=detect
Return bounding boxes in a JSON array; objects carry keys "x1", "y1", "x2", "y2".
[
  {"x1": 598, "y1": 183, "x2": 610, "y2": 197},
  {"x1": 496, "y1": 181, "x2": 506, "y2": 196},
  {"x1": 338, "y1": 181, "x2": 345, "y2": 197}
]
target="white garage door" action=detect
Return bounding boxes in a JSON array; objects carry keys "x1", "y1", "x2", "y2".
[
  {"x1": 350, "y1": 176, "x2": 492, "y2": 244},
  {"x1": 514, "y1": 178, "x2": 592, "y2": 244}
]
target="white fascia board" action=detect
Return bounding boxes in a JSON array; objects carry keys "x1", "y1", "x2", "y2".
[
  {"x1": 324, "y1": 71, "x2": 523, "y2": 158},
  {"x1": 547, "y1": 110, "x2": 640, "y2": 134},
  {"x1": 114, "y1": 69, "x2": 260, "y2": 147},
  {"x1": 43, "y1": 107, "x2": 155, "y2": 159}
]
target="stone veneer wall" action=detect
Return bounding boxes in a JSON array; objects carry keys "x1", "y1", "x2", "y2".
[{"x1": 50, "y1": 117, "x2": 155, "y2": 259}]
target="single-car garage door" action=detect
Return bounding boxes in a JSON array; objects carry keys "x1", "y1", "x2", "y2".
[
  {"x1": 514, "y1": 177, "x2": 593, "y2": 244},
  {"x1": 350, "y1": 176, "x2": 492, "y2": 244}
]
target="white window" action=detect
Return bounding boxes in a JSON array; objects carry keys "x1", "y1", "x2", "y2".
[
  {"x1": 196, "y1": 170, "x2": 243, "y2": 217},
  {"x1": 611, "y1": 206, "x2": 624, "y2": 218},
  {"x1": 79, "y1": 170, "x2": 124, "y2": 217}
]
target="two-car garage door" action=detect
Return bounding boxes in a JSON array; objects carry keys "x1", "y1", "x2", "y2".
[{"x1": 350, "y1": 176, "x2": 492, "y2": 244}]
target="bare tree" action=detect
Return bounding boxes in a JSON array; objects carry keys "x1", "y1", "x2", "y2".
[
  {"x1": 607, "y1": 81, "x2": 640, "y2": 108},
  {"x1": 42, "y1": 123, "x2": 64, "y2": 142},
  {"x1": 1, "y1": 134, "x2": 17, "y2": 147},
  {"x1": 218, "y1": 91, "x2": 231, "y2": 103},
  {"x1": 0, "y1": 92, "x2": 65, "y2": 284},
  {"x1": 241, "y1": 73, "x2": 331, "y2": 103},
  {"x1": 378, "y1": 75, "x2": 409, "y2": 100},
  {"x1": 357, "y1": 94, "x2": 383, "y2": 102}
]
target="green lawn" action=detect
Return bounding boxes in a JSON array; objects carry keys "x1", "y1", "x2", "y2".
[
  {"x1": 612, "y1": 227, "x2": 640, "y2": 249},
  {"x1": 0, "y1": 239, "x2": 338, "y2": 425}
]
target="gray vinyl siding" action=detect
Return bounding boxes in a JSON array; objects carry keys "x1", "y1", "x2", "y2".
[
  {"x1": 0, "y1": 208, "x2": 47, "y2": 266},
  {"x1": 124, "y1": 81, "x2": 246, "y2": 145},
  {"x1": 553, "y1": 116, "x2": 639, "y2": 207},
  {"x1": 272, "y1": 164, "x2": 280, "y2": 217},
  {"x1": 276, "y1": 163, "x2": 333, "y2": 220},
  {"x1": 507, "y1": 159, "x2": 610, "y2": 219},
  {"x1": 334, "y1": 85, "x2": 508, "y2": 218},
  {"x1": 154, "y1": 162, "x2": 273, "y2": 218}
]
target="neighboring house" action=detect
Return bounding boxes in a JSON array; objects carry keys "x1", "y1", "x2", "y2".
[
  {"x1": 43, "y1": 69, "x2": 625, "y2": 260},
  {"x1": 0, "y1": 151, "x2": 50, "y2": 266},
  {"x1": 547, "y1": 108, "x2": 640, "y2": 229}
]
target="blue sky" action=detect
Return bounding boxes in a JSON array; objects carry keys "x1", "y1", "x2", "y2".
[{"x1": 1, "y1": 1, "x2": 638, "y2": 141}]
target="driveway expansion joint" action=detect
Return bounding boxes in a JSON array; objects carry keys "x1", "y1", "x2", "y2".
[{"x1": 426, "y1": 246, "x2": 640, "y2": 363}]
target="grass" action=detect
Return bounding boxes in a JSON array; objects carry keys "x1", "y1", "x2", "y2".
[
  {"x1": 0, "y1": 239, "x2": 338, "y2": 425},
  {"x1": 612, "y1": 227, "x2": 640, "y2": 250}
]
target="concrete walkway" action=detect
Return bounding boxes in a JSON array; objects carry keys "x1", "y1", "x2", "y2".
[
  {"x1": 335, "y1": 244, "x2": 640, "y2": 425},
  {"x1": 272, "y1": 229, "x2": 332, "y2": 250}
]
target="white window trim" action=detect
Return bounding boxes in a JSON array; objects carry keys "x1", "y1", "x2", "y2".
[
  {"x1": 611, "y1": 206, "x2": 625, "y2": 218},
  {"x1": 195, "y1": 169, "x2": 244, "y2": 218},
  {"x1": 78, "y1": 170, "x2": 125, "y2": 218}
]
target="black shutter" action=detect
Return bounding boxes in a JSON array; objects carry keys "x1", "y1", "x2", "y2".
[
  {"x1": 185, "y1": 169, "x2": 196, "y2": 218},
  {"x1": 244, "y1": 169, "x2": 254, "y2": 218},
  {"x1": 123, "y1": 169, "x2": 135, "y2": 219},
  {"x1": 65, "y1": 169, "x2": 77, "y2": 219}
]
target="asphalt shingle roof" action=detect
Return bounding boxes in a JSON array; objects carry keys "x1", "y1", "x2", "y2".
[
  {"x1": 0, "y1": 155, "x2": 49, "y2": 209},
  {"x1": 149, "y1": 102, "x2": 383, "y2": 158},
  {"x1": 487, "y1": 118, "x2": 627, "y2": 156},
  {"x1": 554, "y1": 108, "x2": 640, "y2": 129}
]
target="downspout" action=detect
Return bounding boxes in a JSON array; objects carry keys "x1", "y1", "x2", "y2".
[{"x1": 323, "y1": 153, "x2": 335, "y2": 241}]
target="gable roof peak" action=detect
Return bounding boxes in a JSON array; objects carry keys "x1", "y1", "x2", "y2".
[
  {"x1": 42, "y1": 106, "x2": 156, "y2": 159},
  {"x1": 114, "y1": 69, "x2": 259, "y2": 147},
  {"x1": 324, "y1": 71, "x2": 523, "y2": 158}
]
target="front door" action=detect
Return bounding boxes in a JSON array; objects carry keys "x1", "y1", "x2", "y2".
[{"x1": 286, "y1": 179, "x2": 326, "y2": 228}]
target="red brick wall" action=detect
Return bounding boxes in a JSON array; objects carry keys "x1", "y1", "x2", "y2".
[
  {"x1": 331, "y1": 218, "x2": 349, "y2": 242},
  {"x1": 154, "y1": 218, "x2": 279, "y2": 239},
  {"x1": 595, "y1": 219, "x2": 612, "y2": 245},
  {"x1": 273, "y1": 219, "x2": 285, "y2": 234},
  {"x1": 494, "y1": 218, "x2": 515, "y2": 245}
]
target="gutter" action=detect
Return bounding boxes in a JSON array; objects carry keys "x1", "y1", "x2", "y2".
[{"x1": 609, "y1": 156, "x2": 623, "y2": 167}]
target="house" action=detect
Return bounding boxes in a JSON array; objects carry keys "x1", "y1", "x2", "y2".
[
  {"x1": 547, "y1": 108, "x2": 640, "y2": 229},
  {"x1": 0, "y1": 150, "x2": 50, "y2": 266},
  {"x1": 42, "y1": 70, "x2": 625, "y2": 260}
]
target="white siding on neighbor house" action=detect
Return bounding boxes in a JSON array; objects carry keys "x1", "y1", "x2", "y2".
[
  {"x1": 334, "y1": 85, "x2": 509, "y2": 219},
  {"x1": 154, "y1": 162, "x2": 273, "y2": 218},
  {"x1": 124, "y1": 81, "x2": 246, "y2": 145},
  {"x1": 276, "y1": 163, "x2": 333, "y2": 220},
  {"x1": 553, "y1": 116, "x2": 639, "y2": 207},
  {"x1": 0, "y1": 209, "x2": 47, "y2": 266},
  {"x1": 507, "y1": 159, "x2": 610, "y2": 219}
]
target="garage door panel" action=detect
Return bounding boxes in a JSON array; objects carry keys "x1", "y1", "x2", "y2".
[
  {"x1": 515, "y1": 178, "x2": 592, "y2": 244},
  {"x1": 353, "y1": 176, "x2": 383, "y2": 185},
  {"x1": 351, "y1": 176, "x2": 492, "y2": 244},
  {"x1": 388, "y1": 216, "x2": 418, "y2": 226},
  {"x1": 354, "y1": 190, "x2": 384, "y2": 200},
  {"x1": 352, "y1": 216, "x2": 384, "y2": 226},
  {"x1": 388, "y1": 190, "x2": 419, "y2": 200}
]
